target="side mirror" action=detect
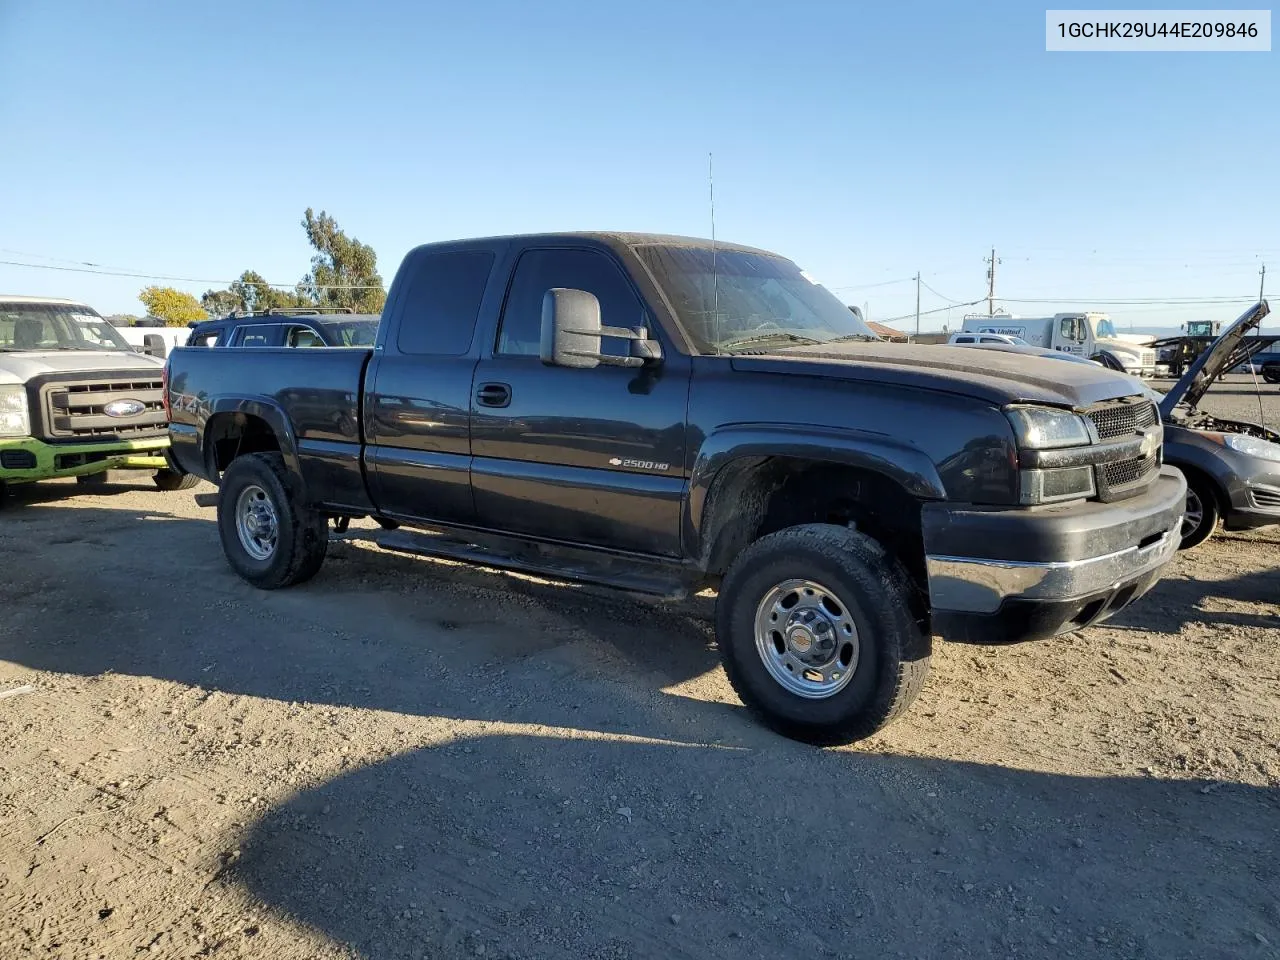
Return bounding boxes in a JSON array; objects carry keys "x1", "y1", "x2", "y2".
[
  {"x1": 143, "y1": 334, "x2": 168, "y2": 359},
  {"x1": 540, "y1": 288, "x2": 663, "y2": 369}
]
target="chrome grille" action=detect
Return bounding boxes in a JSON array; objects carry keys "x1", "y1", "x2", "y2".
[
  {"x1": 37, "y1": 375, "x2": 167, "y2": 441},
  {"x1": 1087, "y1": 400, "x2": 1157, "y2": 440},
  {"x1": 1252, "y1": 486, "x2": 1280, "y2": 509},
  {"x1": 1102, "y1": 451, "x2": 1158, "y2": 489}
]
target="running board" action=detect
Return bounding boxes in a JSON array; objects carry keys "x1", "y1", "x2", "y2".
[{"x1": 370, "y1": 528, "x2": 692, "y2": 601}]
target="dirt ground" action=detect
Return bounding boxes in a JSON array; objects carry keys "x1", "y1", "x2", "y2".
[{"x1": 1, "y1": 379, "x2": 1277, "y2": 960}]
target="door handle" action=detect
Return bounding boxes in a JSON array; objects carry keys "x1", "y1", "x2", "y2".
[{"x1": 476, "y1": 382, "x2": 512, "y2": 408}]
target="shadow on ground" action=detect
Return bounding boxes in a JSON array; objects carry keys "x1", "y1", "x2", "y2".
[
  {"x1": 3, "y1": 499, "x2": 1278, "y2": 959},
  {"x1": 230, "y1": 734, "x2": 1279, "y2": 960}
]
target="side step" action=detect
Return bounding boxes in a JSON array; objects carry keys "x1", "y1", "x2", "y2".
[{"x1": 370, "y1": 528, "x2": 693, "y2": 601}]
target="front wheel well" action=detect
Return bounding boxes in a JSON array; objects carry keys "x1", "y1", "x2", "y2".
[{"x1": 701, "y1": 458, "x2": 929, "y2": 614}]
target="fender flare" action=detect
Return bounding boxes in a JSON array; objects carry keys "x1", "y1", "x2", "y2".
[
  {"x1": 202, "y1": 395, "x2": 306, "y2": 496},
  {"x1": 684, "y1": 423, "x2": 947, "y2": 566}
]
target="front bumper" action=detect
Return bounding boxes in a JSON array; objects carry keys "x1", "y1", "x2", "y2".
[
  {"x1": 1223, "y1": 472, "x2": 1280, "y2": 531},
  {"x1": 923, "y1": 467, "x2": 1186, "y2": 644},
  {"x1": 0, "y1": 435, "x2": 171, "y2": 484}
]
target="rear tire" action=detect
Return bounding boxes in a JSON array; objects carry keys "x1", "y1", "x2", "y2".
[
  {"x1": 1262, "y1": 364, "x2": 1280, "y2": 385},
  {"x1": 153, "y1": 468, "x2": 200, "y2": 491},
  {"x1": 217, "y1": 453, "x2": 327, "y2": 589},
  {"x1": 716, "y1": 523, "x2": 931, "y2": 745},
  {"x1": 1178, "y1": 471, "x2": 1220, "y2": 550}
]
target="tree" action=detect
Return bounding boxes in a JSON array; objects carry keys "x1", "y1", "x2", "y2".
[
  {"x1": 202, "y1": 270, "x2": 309, "y2": 317},
  {"x1": 138, "y1": 286, "x2": 207, "y2": 327},
  {"x1": 298, "y1": 208, "x2": 386, "y2": 313},
  {"x1": 105, "y1": 313, "x2": 140, "y2": 327},
  {"x1": 200, "y1": 289, "x2": 240, "y2": 318}
]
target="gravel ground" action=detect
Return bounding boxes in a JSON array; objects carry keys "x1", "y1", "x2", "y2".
[{"x1": 1, "y1": 377, "x2": 1277, "y2": 960}]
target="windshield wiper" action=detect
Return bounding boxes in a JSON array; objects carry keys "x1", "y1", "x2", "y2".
[
  {"x1": 824, "y1": 333, "x2": 880, "y2": 343},
  {"x1": 716, "y1": 332, "x2": 823, "y2": 352}
]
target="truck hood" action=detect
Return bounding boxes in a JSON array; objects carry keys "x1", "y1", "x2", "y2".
[
  {"x1": 729, "y1": 341, "x2": 1150, "y2": 409},
  {"x1": 1159, "y1": 300, "x2": 1271, "y2": 416},
  {"x1": 0, "y1": 349, "x2": 162, "y2": 386}
]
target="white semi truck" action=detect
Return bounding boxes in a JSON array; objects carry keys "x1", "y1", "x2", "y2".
[{"x1": 960, "y1": 312, "x2": 1157, "y2": 378}]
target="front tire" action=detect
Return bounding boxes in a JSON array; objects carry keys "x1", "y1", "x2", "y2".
[
  {"x1": 1262, "y1": 365, "x2": 1280, "y2": 385},
  {"x1": 217, "y1": 453, "x2": 328, "y2": 589},
  {"x1": 1178, "y1": 472, "x2": 1220, "y2": 550},
  {"x1": 716, "y1": 524, "x2": 931, "y2": 745}
]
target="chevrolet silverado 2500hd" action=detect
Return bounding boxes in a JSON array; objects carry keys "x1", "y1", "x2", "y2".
[
  {"x1": 1, "y1": 297, "x2": 196, "y2": 496},
  {"x1": 165, "y1": 233, "x2": 1186, "y2": 743}
]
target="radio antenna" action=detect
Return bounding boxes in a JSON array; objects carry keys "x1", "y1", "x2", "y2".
[{"x1": 709, "y1": 152, "x2": 719, "y2": 320}]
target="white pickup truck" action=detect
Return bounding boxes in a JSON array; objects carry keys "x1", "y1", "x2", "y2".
[{"x1": 0, "y1": 296, "x2": 196, "y2": 496}]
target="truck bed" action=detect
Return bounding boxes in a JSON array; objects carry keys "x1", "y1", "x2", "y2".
[{"x1": 166, "y1": 345, "x2": 372, "y2": 506}]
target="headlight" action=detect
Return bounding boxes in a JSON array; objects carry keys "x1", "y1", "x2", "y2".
[
  {"x1": 0, "y1": 385, "x2": 30, "y2": 438},
  {"x1": 1006, "y1": 405, "x2": 1091, "y2": 449},
  {"x1": 1219, "y1": 432, "x2": 1280, "y2": 463}
]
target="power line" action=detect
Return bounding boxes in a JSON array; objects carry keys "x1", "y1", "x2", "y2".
[
  {"x1": 999, "y1": 295, "x2": 1257, "y2": 305},
  {"x1": 827, "y1": 277, "x2": 916, "y2": 292},
  {"x1": 878, "y1": 299, "x2": 986, "y2": 325},
  {"x1": 918, "y1": 278, "x2": 965, "y2": 303}
]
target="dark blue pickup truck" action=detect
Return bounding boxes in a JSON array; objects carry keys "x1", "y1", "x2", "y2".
[{"x1": 164, "y1": 232, "x2": 1185, "y2": 743}]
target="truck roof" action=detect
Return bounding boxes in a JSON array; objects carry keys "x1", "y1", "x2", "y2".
[
  {"x1": 408, "y1": 231, "x2": 779, "y2": 258},
  {"x1": 0, "y1": 295, "x2": 93, "y2": 306}
]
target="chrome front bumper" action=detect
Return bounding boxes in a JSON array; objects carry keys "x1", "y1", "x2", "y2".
[
  {"x1": 921, "y1": 467, "x2": 1187, "y2": 644},
  {"x1": 925, "y1": 518, "x2": 1181, "y2": 615}
]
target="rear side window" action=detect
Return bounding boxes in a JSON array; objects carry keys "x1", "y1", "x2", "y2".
[
  {"x1": 396, "y1": 250, "x2": 495, "y2": 356},
  {"x1": 235, "y1": 324, "x2": 276, "y2": 347},
  {"x1": 287, "y1": 325, "x2": 325, "y2": 347},
  {"x1": 954, "y1": 336, "x2": 974, "y2": 343}
]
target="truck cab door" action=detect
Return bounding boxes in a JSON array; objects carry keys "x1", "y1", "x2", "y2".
[
  {"x1": 364, "y1": 248, "x2": 497, "y2": 525},
  {"x1": 469, "y1": 246, "x2": 689, "y2": 557},
  {"x1": 1055, "y1": 317, "x2": 1086, "y2": 356}
]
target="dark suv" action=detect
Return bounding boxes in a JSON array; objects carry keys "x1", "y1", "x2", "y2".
[{"x1": 186, "y1": 310, "x2": 380, "y2": 349}]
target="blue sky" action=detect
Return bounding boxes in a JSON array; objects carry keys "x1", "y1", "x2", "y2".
[{"x1": 1, "y1": 0, "x2": 1276, "y2": 331}]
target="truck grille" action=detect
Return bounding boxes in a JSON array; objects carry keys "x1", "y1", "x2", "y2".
[
  {"x1": 1102, "y1": 451, "x2": 1158, "y2": 489},
  {"x1": 1086, "y1": 399, "x2": 1157, "y2": 440},
  {"x1": 1086, "y1": 397, "x2": 1162, "y2": 500},
  {"x1": 33, "y1": 373, "x2": 167, "y2": 442}
]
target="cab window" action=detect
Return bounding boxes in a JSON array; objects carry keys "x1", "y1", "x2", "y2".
[
  {"x1": 234, "y1": 324, "x2": 277, "y2": 347},
  {"x1": 286, "y1": 325, "x2": 325, "y2": 347}
]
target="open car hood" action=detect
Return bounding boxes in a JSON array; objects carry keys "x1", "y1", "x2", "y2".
[{"x1": 1159, "y1": 300, "x2": 1271, "y2": 416}]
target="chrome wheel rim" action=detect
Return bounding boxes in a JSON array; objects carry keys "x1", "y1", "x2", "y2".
[
  {"x1": 1182, "y1": 488, "x2": 1204, "y2": 539},
  {"x1": 235, "y1": 484, "x2": 279, "y2": 561},
  {"x1": 754, "y1": 578, "x2": 860, "y2": 699}
]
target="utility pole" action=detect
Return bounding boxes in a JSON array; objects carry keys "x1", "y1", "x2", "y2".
[
  {"x1": 984, "y1": 247, "x2": 1001, "y2": 317},
  {"x1": 1260, "y1": 263, "x2": 1267, "y2": 303},
  {"x1": 914, "y1": 272, "x2": 921, "y2": 338}
]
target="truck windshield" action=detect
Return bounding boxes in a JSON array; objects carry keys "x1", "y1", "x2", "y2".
[
  {"x1": 631, "y1": 244, "x2": 877, "y2": 353},
  {"x1": 0, "y1": 302, "x2": 133, "y2": 352},
  {"x1": 1094, "y1": 318, "x2": 1117, "y2": 339}
]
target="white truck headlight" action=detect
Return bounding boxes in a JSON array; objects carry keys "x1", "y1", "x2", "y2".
[
  {"x1": 1219, "y1": 432, "x2": 1280, "y2": 463},
  {"x1": 0, "y1": 385, "x2": 31, "y2": 438},
  {"x1": 1006, "y1": 406, "x2": 1091, "y2": 449}
]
